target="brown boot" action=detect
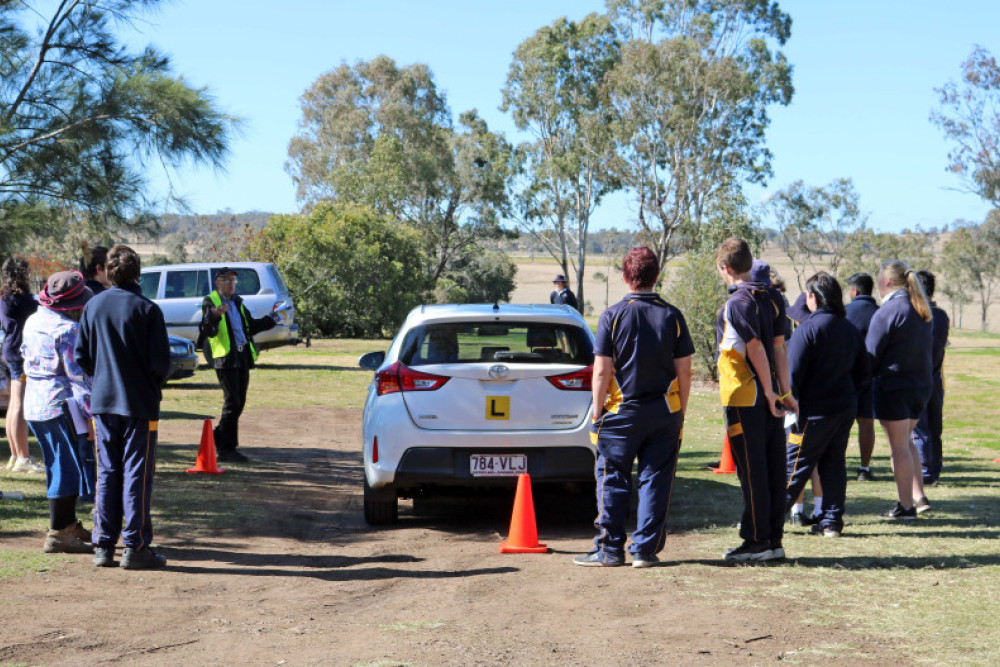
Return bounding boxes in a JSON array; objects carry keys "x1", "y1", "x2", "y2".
[
  {"x1": 44, "y1": 528, "x2": 94, "y2": 554},
  {"x1": 66, "y1": 521, "x2": 93, "y2": 544}
]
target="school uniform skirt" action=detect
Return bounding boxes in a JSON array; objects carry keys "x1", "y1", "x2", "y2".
[{"x1": 28, "y1": 408, "x2": 89, "y2": 499}]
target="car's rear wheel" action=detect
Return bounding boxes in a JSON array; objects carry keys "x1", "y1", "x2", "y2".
[{"x1": 363, "y1": 477, "x2": 398, "y2": 525}]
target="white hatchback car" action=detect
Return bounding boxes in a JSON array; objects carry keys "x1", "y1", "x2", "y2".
[{"x1": 359, "y1": 303, "x2": 597, "y2": 524}]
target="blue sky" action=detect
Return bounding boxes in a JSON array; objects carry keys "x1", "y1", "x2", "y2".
[{"x1": 127, "y1": 1, "x2": 998, "y2": 232}]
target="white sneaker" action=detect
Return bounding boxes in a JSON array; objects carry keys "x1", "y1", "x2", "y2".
[
  {"x1": 11, "y1": 457, "x2": 45, "y2": 474},
  {"x1": 4, "y1": 455, "x2": 15, "y2": 471}
]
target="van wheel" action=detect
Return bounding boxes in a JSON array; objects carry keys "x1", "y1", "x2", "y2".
[{"x1": 363, "y1": 477, "x2": 398, "y2": 525}]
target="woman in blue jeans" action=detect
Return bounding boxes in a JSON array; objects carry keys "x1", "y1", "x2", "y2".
[{"x1": 785, "y1": 272, "x2": 869, "y2": 537}]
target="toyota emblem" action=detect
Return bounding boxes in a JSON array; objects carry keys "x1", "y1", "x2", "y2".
[{"x1": 488, "y1": 364, "x2": 510, "y2": 380}]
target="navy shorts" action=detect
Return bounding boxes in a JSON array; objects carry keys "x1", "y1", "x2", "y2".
[
  {"x1": 855, "y1": 387, "x2": 874, "y2": 420},
  {"x1": 874, "y1": 384, "x2": 931, "y2": 421}
]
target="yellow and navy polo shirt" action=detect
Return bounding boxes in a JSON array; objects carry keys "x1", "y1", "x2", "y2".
[
  {"x1": 716, "y1": 281, "x2": 785, "y2": 408},
  {"x1": 594, "y1": 292, "x2": 694, "y2": 415}
]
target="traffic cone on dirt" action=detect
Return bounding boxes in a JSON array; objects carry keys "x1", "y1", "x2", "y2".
[
  {"x1": 186, "y1": 419, "x2": 226, "y2": 475},
  {"x1": 499, "y1": 473, "x2": 548, "y2": 553},
  {"x1": 711, "y1": 433, "x2": 736, "y2": 474}
]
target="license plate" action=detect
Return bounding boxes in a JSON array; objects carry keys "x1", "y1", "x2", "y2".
[{"x1": 470, "y1": 454, "x2": 527, "y2": 477}]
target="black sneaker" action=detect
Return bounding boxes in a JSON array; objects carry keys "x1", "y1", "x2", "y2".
[
  {"x1": 93, "y1": 546, "x2": 116, "y2": 567},
  {"x1": 857, "y1": 467, "x2": 875, "y2": 482},
  {"x1": 880, "y1": 503, "x2": 917, "y2": 520},
  {"x1": 121, "y1": 546, "x2": 167, "y2": 570},
  {"x1": 217, "y1": 449, "x2": 249, "y2": 463},
  {"x1": 810, "y1": 524, "x2": 842, "y2": 538},
  {"x1": 631, "y1": 553, "x2": 660, "y2": 568},
  {"x1": 573, "y1": 551, "x2": 623, "y2": 567},
  {"x1": 790, "y1": 512, "x2": 818, "y2": 527},
  {"x1": 723, "y1": 541, "x2": 774, "y2": 563},
  {"x1": 914, "y1": 496, "x2": 932, "y2": 514}
]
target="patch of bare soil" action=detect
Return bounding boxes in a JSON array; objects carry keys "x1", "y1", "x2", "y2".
[{"x1": 1, "y1": 407, "x2": 888, "y2": 665}]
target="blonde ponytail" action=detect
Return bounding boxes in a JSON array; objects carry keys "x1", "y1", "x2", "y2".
[
  {"x1": 905, "y1": 270, "x2": 932, "y2": 322},
  {"x1": 880, "y1": 260, "x2": 932, "y2": 322}
]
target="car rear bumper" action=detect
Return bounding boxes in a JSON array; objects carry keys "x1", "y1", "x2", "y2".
[
  {"x1": 364, "y1": 412, "x2": 596, "y2": 489},
  {"x1": 389, "y1": 446, "x2": 595, "y2": 488},
  {"x1": 166, "y1": 353, "x2": 198, "y2": 382}
]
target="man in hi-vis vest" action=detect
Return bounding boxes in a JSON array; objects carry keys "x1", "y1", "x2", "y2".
[{"x1": 198, "y1": 267, "x2": 278, "y2": 463}]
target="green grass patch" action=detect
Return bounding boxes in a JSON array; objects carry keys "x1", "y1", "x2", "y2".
[{"x1": 0, "y1": 550, "x2": 61, "y2": 579}]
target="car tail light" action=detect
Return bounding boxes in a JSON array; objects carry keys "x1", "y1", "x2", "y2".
[
  {"x1": 373, "y1": 436, "x2": 379, "y2": 463},
  {"x1": 546, "y1": 365, "x2": 593, "y2": 391},
  {"x1": 376, "y1": 362, "x2": 450, "y2": 396}
]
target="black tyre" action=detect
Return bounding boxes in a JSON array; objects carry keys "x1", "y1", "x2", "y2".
[{"x1": 363, "y1": 477, "x2": 399, "y2": 525}]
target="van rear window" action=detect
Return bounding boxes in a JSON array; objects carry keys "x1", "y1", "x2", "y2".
[{"x1": 399, "y1": 322, "x2": 593, "y2": 366}]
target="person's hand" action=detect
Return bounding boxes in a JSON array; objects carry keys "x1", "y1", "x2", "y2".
[
  {"x1": 764, "y1": 391, "x2": 785, "y2": 419},
  {"x1": 212, "y1": 303, "x2": 228, "y2": 318},
  {"x1": 780, "y1": 394, "x2": 799, "y2": 419}
]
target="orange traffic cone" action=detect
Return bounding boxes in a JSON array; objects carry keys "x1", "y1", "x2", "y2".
[
  {"x1": 186, "y1": 419, "x2": 226, "y2": 475},
  {"x1": 499, "y1": 473, "x2": 548, "y2": 553},
  {"x1": 711, "y1": 433, "x2": 736, "y2": 474}
]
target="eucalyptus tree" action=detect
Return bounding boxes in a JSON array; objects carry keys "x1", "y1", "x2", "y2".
[
  {"x1": 605, "y1": 0, "x2": 793, "y2": 273},
  {"x1": 287, "y1": 56, "x2": 516, "y2": 299},
  {"x1": 931, "y1": 47, "x2": 1000, "y2": 208},
  {"x1": 941, "y1": 214, "x2": 1000, "y2": 331},
  {"x1": 502, "y1": 13, "x2": 621, "y2": 310},
  {"x1": 0, "y1": 0, "x2": 236, "y2": 256},
  {"x1": 764, "y1": 178, "x2": 868, "y2": 288}
]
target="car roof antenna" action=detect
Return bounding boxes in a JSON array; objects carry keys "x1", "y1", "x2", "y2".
[{"x1": 492, "y1": 293, "x2": 500, "y2": 312}]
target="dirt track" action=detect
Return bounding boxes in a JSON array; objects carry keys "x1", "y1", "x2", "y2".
[{"x1": 0, "y1": 406, "x2": 885, "y2": 665}]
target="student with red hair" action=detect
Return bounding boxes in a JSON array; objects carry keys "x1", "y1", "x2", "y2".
[{"x1": 575, "y1": 247, "x2": 693, "y2": 568}]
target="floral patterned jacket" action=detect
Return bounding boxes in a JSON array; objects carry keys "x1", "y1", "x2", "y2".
[{"x1": 21, "y1": 307, "x2": 92, "y2": 423}]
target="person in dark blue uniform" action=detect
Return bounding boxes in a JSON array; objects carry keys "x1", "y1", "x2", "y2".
[
  {"x1": 76, "y1": 245, "x2": 171, "y2": 569},
  {"x1": 845, "y1": 273, "x2": 879, "y2": 481},
  {"x1": 79, "y1": 244, "x2": 109, "y2": 295},
  {"x1": 574, "y1": 247, "x2": 693, "y2": 568},
  {"x1": 912, "y1": 270, "x2": 949, "y2": 487},
  {"x1": 866, "y1": 260, "x2": 934, "y2": 519},
  {"x1": 785, "y1": 273, "x2": 870, "y2": 537},
  {"x1": 715, "y1": 238, "x2": 796, "y2": 563},
  {"x1": 550, "y1": 274, "x2": 580, "y2": 312}
]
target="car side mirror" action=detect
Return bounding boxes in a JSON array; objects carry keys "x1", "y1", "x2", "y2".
[{"x1": 358, "y1": 351, "x2": 386, "y2": 370}]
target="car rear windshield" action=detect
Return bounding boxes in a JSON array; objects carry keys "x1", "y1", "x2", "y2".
[{"x1": 399, "y1": 321, "x2": 593, "y2": 366}]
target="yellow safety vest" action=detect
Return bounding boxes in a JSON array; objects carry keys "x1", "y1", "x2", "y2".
[{"x1": 208, "y1": 291, "x2": 258, "y2": 362}]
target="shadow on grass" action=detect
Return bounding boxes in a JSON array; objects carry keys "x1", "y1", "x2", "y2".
[
  {"x1": 159, "y1": 411, "x2": 215, "y2": 421},
  {"x1": 164, "y1": 382, "x2": 221, "y2": 391},
  {"x1": 788, "y1": 554, "x2": 1000, "y2": 569}
]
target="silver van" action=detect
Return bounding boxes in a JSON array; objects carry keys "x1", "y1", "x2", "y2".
[{"x1": 139, "y1": 262, "x2": 298, "y2": 350}]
